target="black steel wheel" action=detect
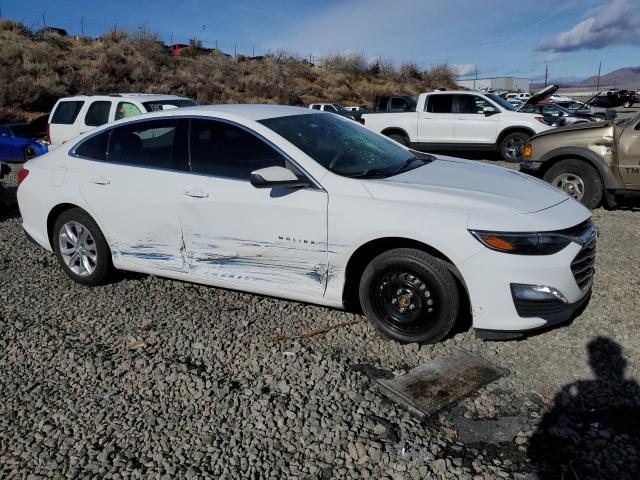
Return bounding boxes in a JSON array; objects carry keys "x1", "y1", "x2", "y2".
[{"x1": 359, "y1": 248, "x2": 459, "y2": 343}]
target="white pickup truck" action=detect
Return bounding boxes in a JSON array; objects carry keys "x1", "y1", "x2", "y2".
[{"x1": 361, "y1": 90, "x2": 552, "y2": 162}]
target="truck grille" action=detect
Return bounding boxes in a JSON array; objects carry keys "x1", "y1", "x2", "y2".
[{"x1": 571, "y1": 233, "x2": 596, "y2": 291}]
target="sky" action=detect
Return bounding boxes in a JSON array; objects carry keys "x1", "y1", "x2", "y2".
[{"x1": 3, "y1": 0, "x2": 640, "y2": 81}]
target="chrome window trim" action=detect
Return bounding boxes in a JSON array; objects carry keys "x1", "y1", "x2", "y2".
[{"x1": 68, "y1": 115, "x2": 325, "y2": 191}]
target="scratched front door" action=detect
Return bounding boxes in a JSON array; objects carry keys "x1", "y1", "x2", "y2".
[{"x1": 178, "y1": 117, "x2": 329, "y2": 299}]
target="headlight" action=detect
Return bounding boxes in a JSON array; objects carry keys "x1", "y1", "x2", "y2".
[
  {"x1": 534, "y1": 116, "x2": 547, "y2": 124},
  {"x1": 523, "y1": 143, "x2": 532, "y2": 159},
  {"x1": 36, "y1": 139, "x2": 48, "y2": 145},
  {"x1": 469, "y1": 230, "x2": 572, "y2": 255}
]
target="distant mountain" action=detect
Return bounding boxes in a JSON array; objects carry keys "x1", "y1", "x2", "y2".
[
  {"x1": 531, "y1": 66, "x2": 640, "y2": 91},
  {"x1": 579, "y1": 66, "x2": 640, "y2": 89}
]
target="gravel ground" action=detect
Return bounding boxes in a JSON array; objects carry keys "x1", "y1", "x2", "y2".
[{"x1": 1, "y1": 163, "x2": 639, "y2": 479}]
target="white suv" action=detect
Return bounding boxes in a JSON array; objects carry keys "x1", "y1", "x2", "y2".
[
  {"x1": 47, "y1": 93, "x2": 197, "y2": 146},
  {"x1": 361, "y1": 91, "x2": 551, "y2": 162},
  {"x1": 18, "y1": 105, "x2": 595, "y2": 343}
]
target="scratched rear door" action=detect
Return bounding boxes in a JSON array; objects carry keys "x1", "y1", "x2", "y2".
[
  {"x1": 78, "y1": 118, "x2": 189, "y2": 273},
  {"x1": 180, "y1": 118, "x2": 329, "y2": 300}
]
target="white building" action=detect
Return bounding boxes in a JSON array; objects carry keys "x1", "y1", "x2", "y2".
[{"x1": 457, "y1": 76, "x2": 531, "y2": 93}]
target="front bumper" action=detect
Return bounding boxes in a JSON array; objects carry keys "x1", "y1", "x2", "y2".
[
  {"x1": 519, "y1": 161, "x2": 543, "y2": 175},
  {"x1": 476, "y1": 290, "x2": 591, "y2": 339},
  {"x1": 459, "y1": 225, "x2": 596, "y2": 334}
]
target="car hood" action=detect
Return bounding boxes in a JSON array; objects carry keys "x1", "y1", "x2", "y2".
[
  {"x1": 361, "y1": 156, "x2": 568, "y2": 215},
  {"x1": 531, "y1": 120, "x2": 613, "y2": 139},
  {"x1": 522, "y1": 84, "x2": 559, "y2": 108}
]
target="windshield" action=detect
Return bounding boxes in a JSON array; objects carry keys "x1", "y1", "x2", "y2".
[
  {"x1": 259, "y1": 113, "x2": 431, "y2": 177},
  {"x1": 142, "y1": 99, "x2": 197, "y2": 112},
  {"x1": 485, "y1": 94, "x2": 516, "y2": 111}
]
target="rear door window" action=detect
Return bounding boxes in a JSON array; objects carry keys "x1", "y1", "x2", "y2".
[
  {"x1": 425, "y1": 95, "x2": 454, "y2": 113},
  {"x1": 189, "y1": 119, "x2": 286, "y2": 180},
  {"x1": 74, "y1": 130, "x2": 110, "y2": 160},
  {"x1": 84, "y1": 101, "x2": 112, "y2": 127},
  {"x1": 107, "y1": 119, "x2": 188, "y2": 171},
  {"x1": 51, "y1": 101, "x2": 84, "y2": 124}
]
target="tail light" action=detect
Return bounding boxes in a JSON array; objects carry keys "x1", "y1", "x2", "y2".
[
  {"x1": 46, "y1": 124, "x2": 51, "y2": 144},
  {"x1": 17, "y1": 168, "x2": 29, "y2": 186}
]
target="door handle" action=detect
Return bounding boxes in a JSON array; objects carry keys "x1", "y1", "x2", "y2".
[
  {"x1": 89, "y1": 176, "x2": 110, "y2": 185},
  {"x1": 183, "y1": 188, "x2": 209, "y2": 198}
]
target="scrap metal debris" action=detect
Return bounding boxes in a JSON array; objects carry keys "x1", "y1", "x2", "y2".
[
  {"x1": 374, "y1": 347, "x2": 507, "y2": 419},
  {"x1": 126, "y1": 341, "x2": 150, "y2": 351},
  {"x1": 271, "y1": 318, "x2": 365, "y2": 341}
]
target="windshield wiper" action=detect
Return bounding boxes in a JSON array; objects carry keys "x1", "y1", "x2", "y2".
[
  {"x1": 391, "y1": 156, "x2": 429, "y2": 175},
  {"x1": 346, "y1": 156, "x2": 430, "y2": 179}
]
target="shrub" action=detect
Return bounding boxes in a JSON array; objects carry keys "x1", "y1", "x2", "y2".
[{"x1": 0, "y1": 21, "x2": 458, "y2": 114}]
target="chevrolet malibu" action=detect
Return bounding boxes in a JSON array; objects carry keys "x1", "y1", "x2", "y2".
[{"x1": 17, "y1": 105, "x2": 597, "y2": 343}]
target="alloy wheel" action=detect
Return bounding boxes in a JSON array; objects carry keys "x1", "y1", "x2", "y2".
[
  {"x1": 58, "y1": 221, "x2": 98, "y2": 276},
  {"x1": 504, "y1": 137, "x2": 525, "y2": 162}
]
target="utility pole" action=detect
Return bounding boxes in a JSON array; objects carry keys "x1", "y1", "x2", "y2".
[
  {"x1": 80, "y1": 17, "x2": 84, "y2": 36},
  {"x1": 252, "y1": 46, "x2": 255, "y2": 57},
  {"x1": 170, "y1": 32, "x2": 173, "y2": 44},
  {"x1": 234, "y1": 42, "x2": 237, "y2": 59},
  {"x1": 474, "y1": 68, "x2": 478, "y2": 90},
  {"x1": 215, "y1": 39, "x2": 218, "y2": 50},
  {"x1": 544, "y1": 64, "x2": 548, "y2": 87},
  {"x1": 42, "y1": 11, "x2": 46, "y2": 27},
  {"x1": 596, "y1": 61, "x2": 602, "y2": 91}
]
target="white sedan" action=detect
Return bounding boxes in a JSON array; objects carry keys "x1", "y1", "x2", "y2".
[{"x1": 17, "y1": 105, "x2": 597, "y2": 343}]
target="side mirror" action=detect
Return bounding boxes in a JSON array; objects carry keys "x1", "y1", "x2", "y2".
[
  {"x1": 483, "y1": 106, "x2": 498, "y2": 116},
  {"x1": 250, "y1": 166, "x2": 309, "y2": 189}
]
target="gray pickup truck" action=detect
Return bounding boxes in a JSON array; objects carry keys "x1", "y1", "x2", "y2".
[{"x1": 520, "y1": 113, "x2": 640, "y2": 208}]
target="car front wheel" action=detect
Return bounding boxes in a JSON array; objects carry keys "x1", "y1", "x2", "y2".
[
  {"x1": 24, "y1": 146, "x2": 37, "y2": 161},
  {"x1": 359, "y1": 248, "x2": 459, "y2": 344},
  {"x1": 499, "y1": 132, "x2": 530, "y2": 163},
  {"x1": 53, "y1": 208, "x2": 112, "y2": 286},
  {"x1": 543, "y1": 159, "x2": 603, "y2": 209}
]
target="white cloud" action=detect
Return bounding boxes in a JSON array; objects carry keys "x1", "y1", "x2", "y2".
[
  {"x1": 452, "y1": 64, "x2": 477, "y2": 76},
  {"x1": 539, "y1": 0, "x2": 640, "y2": 52}
]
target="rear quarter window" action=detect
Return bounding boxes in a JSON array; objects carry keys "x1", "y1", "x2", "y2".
[{"x1": 51, "y1": 101, "x2": 85, "y2": 124}]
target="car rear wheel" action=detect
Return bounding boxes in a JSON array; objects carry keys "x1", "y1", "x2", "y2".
[
  {"x1": 359, "y1": 248, "x2": 459, "y2": 344},
  {"x1": 24, "y1": 146, "x2": 37, "y2": 161},
  {"x1": 388, "y1": 133, "x2": 409, "y2": 147},
  {"x1": 543, "y1": 159, "x2": 603, "y2": 209},
  {"x1": 624, "y1": 101, "x2": 632, "y2": 108},
  {"x1": 53, "y1": 208, "x2": 112, "y2": 286},
  {"x1": 500, "y1": 132, "x2": 530, "y2": 163}
]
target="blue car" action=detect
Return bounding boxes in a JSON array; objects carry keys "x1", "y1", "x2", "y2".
[{"x1": 0, "y1": 124, "x2": 48, "y2": 163}]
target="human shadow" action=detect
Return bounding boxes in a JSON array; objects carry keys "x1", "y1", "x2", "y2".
[{"x1": 529, "y1": 337, "x2": 640, "y2": 479}]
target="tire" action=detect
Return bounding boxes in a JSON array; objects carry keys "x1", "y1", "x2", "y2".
[
  {"x1": 624, "y1": 101, "x2": 632, "y2": 108},
  {"x1": 359, "y1": 248, "x2": 459, "y2": 344},
  {"x1": 499, "y1": 131, "x2": 530, "y2": 163},
  {"x1": 543, "y1": 159, "x2": 603, "y2": 209},
  {"x1": 24, "y1": 146, "x2": 37, "y2": 161},
  {"x1": 53, "y1": 208, "x2": 112, "y2": 286},
  {"x1": 388, "y1": 133, "x2": 409, "y2": 147}
]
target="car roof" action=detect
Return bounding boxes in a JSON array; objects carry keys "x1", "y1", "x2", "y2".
[
  {"x1": 161, "y1": 104, "x2": 317, "y2": 121},
  {"x1": 57, "y1": 93, "x2": 190, "y2": 102}
]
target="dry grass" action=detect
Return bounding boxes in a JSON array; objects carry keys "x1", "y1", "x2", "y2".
[{"x1": 0, "y1": 20, "x2": 458, "y2": 120}]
